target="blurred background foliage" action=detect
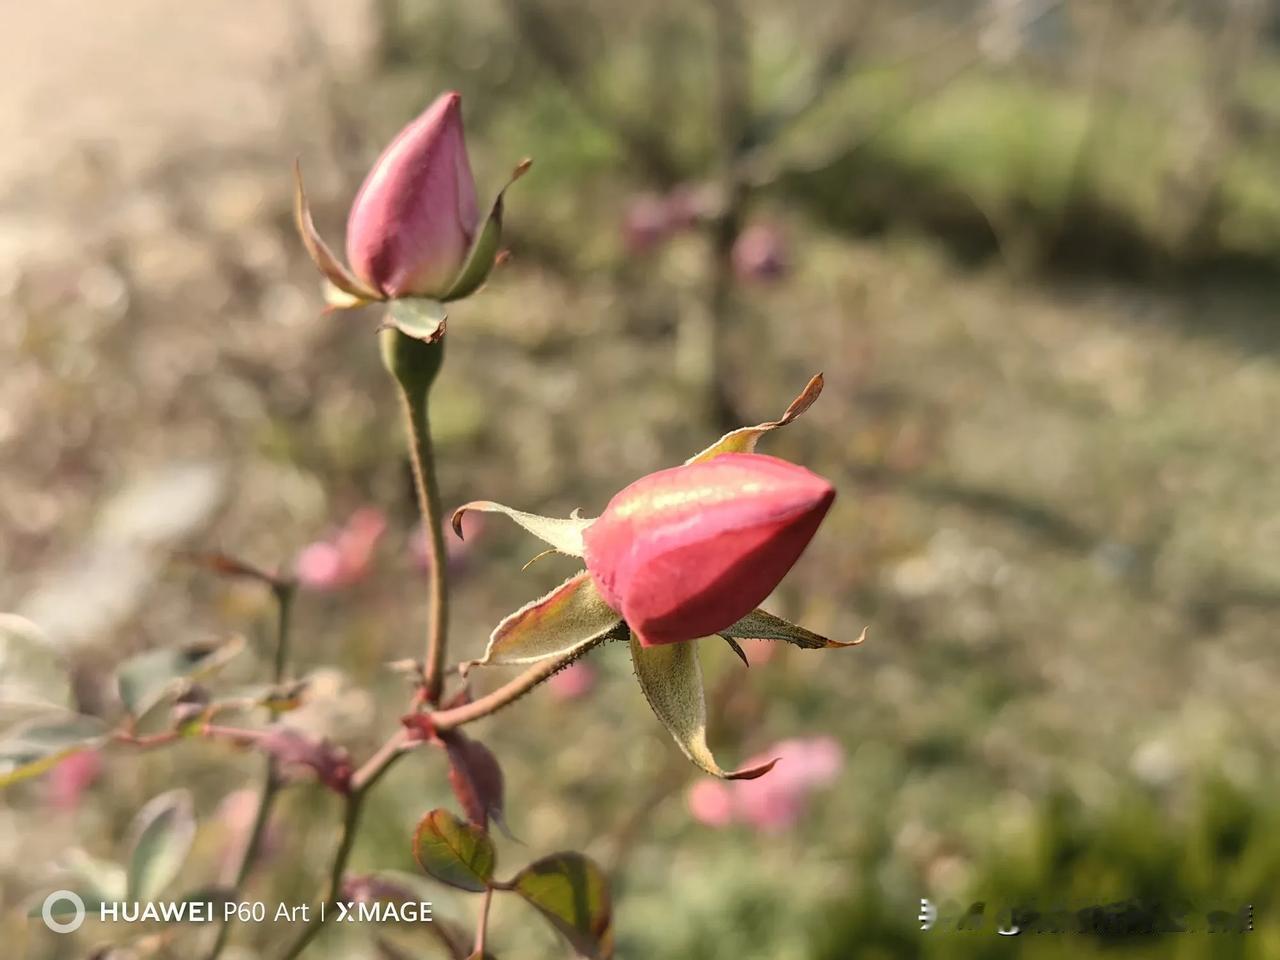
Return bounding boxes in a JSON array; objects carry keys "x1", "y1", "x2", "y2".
[{"x1": 4, "y1": 0, "x2": 1280, "y2": 957}]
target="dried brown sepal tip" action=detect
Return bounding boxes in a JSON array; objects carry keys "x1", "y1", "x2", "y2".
[{"x1": 726, "y1": 757, "x2": 780, "y2": 781}]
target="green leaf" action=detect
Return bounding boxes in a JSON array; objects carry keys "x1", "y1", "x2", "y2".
[
  {"x1": 685, "y1": 373, "x2": 824, "y2": 464},
  {"x1": 718, "y1": 607, "x2": 864, "y2": 650},
  {"x1": 116, "y1": 635, "x2": 244, "y2": 718},
  {"x1": 384, "y1": 298, "x2": 448, "y2": 343},
  {"x1": 126, "y1": 789, "x2": 196, "y2": 901},
  {"x1": 470, "y1": 572, "x2": 621, "y2": 669},
  {"x1": 441, "y1": 159, "x2": 531, "y2": 303},
  {"x1": 509, "y1": 852, "x2": 613, "y2": 959},
  {"x1": 293, "y1": 160, "x2": 382, "y2": 302},
  {"x1": 0, "y1": 614, "x2": 72, "y2": 723},
  {"x1": 628, "y1": 633, "x2": 777, "y2": 781},
  {"x1": 60, "y1": 848, "x2": 128, "y2": 902},
  {"x1": 451, "y1": 501, "x2": 593, "y2": 557},
  {"x1": 413, "y1": 808, "x2": 496, "y2": 893},
  {"x1": 0, "y1": 714, "x2": 107, "y2": 788}
]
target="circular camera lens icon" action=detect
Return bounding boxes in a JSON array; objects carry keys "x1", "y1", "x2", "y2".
[{"x1": 41, "y1": 890, "x2": 86, "y2": 934}]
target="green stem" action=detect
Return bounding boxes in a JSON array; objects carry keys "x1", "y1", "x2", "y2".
[
  {"x1": 382, "y1": 328, "x2": 449, "y2": 704},
  {"x1": 398, "y1": 384, "x2": 449, "y2": 704},
  {"x1": 432, "y1": 650, "x2": 579, "y2": 732},
  {"x1": 277, "y1": 328, "x2": 451, "y2": 960}
]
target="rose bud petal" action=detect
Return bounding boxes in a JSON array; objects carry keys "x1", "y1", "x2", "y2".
[
  {"x1": 346, "y1": 91, "x2": 480, "y2": 299},
  {"x1": 583, "y1": 452, "x2": 834, "y2": 647}
]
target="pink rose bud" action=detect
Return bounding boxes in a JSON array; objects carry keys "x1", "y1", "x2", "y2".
[
  {"x1": 346, "y1": 91, "x2": 480, "y2": 299},
  {"x1": 732, "y1": 223, "x2": 789, "y2": 283},
  {"x1": 582, "y1": 452, "x2": 834, "y2": 647}
]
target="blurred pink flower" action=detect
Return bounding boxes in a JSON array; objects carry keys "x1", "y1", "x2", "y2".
[
  {"x1": 296, "y1": 507, "x2": 387, "y2": 591},
  {"x1": 732, "y1": 223, "x2": 789, "y2": 283},
  {"x1": 47, "y1": 749, "x2": 102, "y2": 812},
  {"x1": 662, "y1": 183, "x2": 714, "y2": 231},
  {"x1": 687, "y1": 779, "x2": 735, "y2": 828},
  {"x1": 547, "y1": 661, "x2": 597, "y2": 701},
  {"x1": 621, "y1": 193, "x2": 672, "y2": 255},
  {"x1": 620, "y1": 185, "x2": 716, "y2": 256},
  {"x1": 686, "y1": 735, "x2": 843, "y2": 832},
  {"x1": 412, "y1": 510, "x2": 486, "y2": 573}
]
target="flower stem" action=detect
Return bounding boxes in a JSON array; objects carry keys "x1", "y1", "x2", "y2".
[
  {"x1": 433, "y1": 648, "x2": 586, "y2": 731},
  {"x1": 382, "y1": 328, "x2": 449, "y2": 704},
  {"x1": 399, "y1": 385, "x2": 449, "y2": 703}
]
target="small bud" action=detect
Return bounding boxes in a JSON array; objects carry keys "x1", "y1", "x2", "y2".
[
  {"x1": 346, "y1": 92, "x2": 480, "y2": 299},
  {"x1": 583, "y1": 453, "x2": 834, "y2": 647}
]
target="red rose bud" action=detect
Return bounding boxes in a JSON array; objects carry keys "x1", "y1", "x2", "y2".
[
  {"x1": 582, "y1": 453, "x2": 834, "y2": 647},
  {"x1": 346, "y1": 91, "x2": 480, "y2": 299}
]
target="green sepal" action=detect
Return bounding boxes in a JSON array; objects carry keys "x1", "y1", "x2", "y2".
[
  {"x1": 440, "y1": 159, "x2": 531, "y2": 303},
  {"x1": 718, "y1": 607, "x2": 865, "y2": 650},
  {"x1": 468, "y1": 571, "x2": 622, "y2": 669},
  {"x1": 382, "y1": 298, "x2": 448, "y2": 345},
  {"x1": 628, "y1": 632, "x2": 777, "y2": 781}
]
